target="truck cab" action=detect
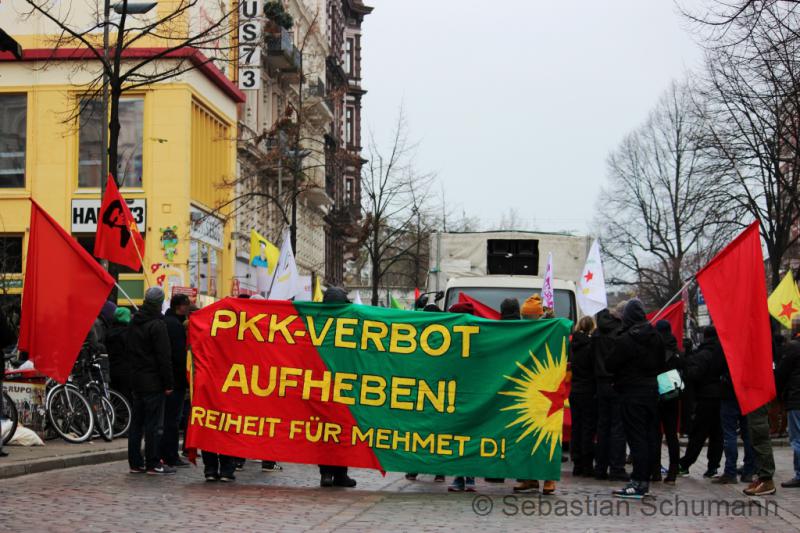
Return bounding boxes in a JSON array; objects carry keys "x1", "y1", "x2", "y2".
[{"x1": 443, "y1": 276, "x2": 579, "y2": 322}]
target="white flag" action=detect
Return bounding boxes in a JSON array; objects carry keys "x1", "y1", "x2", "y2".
[
  {"x1": 353, "y1": 291, "x2": 363, "y2": 305},
  {"x1": 576, "y1": 240, "x2": 607, "y2": 317},
  {"x1": 268, "y1": 230, "x2": 302, "y2": 300},
  {"x1": 542, "y1": 252, "x2": 554, "y2": 309}
]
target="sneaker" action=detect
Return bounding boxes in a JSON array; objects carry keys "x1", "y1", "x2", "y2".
[
  {"x1": 205, "y1": 473, "x2": 219, "y2": 482},
  {"x1": 320, "y1": 473, "x2": 335, "y2": 487},
  {"x1": 129, "y1": 466, "x2": 146, "y2": 474},
  {"x1": 542, "y1": 480, "x2": 556, "y2": 495},
  {"x1": 464, "y1": 478, "x2": 476, "y2": 492},
  {"x1": 678, "y1": 466, "x2": 690, "y2": 477},
  {"x1": 261, "y1": 462, "x2": 283, "y2": 472},
  {"x1": 333, "y1": 476, "x2": 357, "y2": 488},
  {"x1": 513, "y1": 480, "x2": 539, "y2": 493},
  {"x1": 434, "y1": 475, "x2": 446, "y2": 482},
  {"x1": 147, "y1": 464, "x2": 177, "y2": 475},
  {"x1": 613, "y1": 482, "x2": 647, "y2": 499},
  {"x1": 405, "y1": 473, "x2": 418, "y2": 481},
  {"x1": 744, "y1": 479, "x2": 776, "y2": 496},
  {"x1": 219, "y1": 474, "x2": 236, "y2": 482},
  {"x1": 448, "y1": 477, "x2": 466, "y2": 492},
  {"x1": 712, "y1": 474, "x2": 738, "y2": 484},
  {"x1": 170, "y1": 458, "x2": 191, "y2": 468},
  {"x1": 703, "y1": 469, "x2": 718, "y2": 478},
  {"x1": 781, "y1": 478, "x2": 800, "y2": 488}
]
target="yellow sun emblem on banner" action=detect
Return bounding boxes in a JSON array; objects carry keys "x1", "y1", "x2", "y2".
[{"x1": 499, "y1": 338, "x2": 569, "y2": 460}]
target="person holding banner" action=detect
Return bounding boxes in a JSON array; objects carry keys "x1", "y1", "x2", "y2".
[
  {"x1": 318, "y1": 287, "x2": 358, "y2": 488},
  {"x1": 513, "y1": 294, "x2": 557, "y2": 495}
]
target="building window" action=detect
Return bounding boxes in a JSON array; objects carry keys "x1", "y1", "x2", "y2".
[
  {"x1": 79, "y1": 98, "x2": 144, "y2": 188},
  {"x1": 189, "y1": 239, "x2": 220, "y2": 297},
  {"x1": 0, "y1": 235, "x2": 23, "y2": 274},
  {"x1": 345, "y1": 177, "x2": 354, "y2": 204},
  {"x1": 0, "y1": 94, "x2": 27, "y2": 188},
  {"x1": 191, "y1": 101, "x2": 230, "y2": 209},
  {"x1": 345, "y1": 107, "x2": 354, "y2": 145},
  {"x1": 345, "y1": 38, "x2": 354, "y2": 75}
]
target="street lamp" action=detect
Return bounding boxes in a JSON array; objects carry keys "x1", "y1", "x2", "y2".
[
  {"x1": 100, "y1": 0, "x2": 158, "y2": 196},
  {"x1": 288, "y1": 148, "x2": 311, "y2": 254}
]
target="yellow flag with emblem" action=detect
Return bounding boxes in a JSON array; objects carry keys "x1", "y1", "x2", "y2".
[
  {"x1": 249, "y1": 229, "x2": 280, "y2": 275},
  {"x1": 768, "y1": 271, "x2": 800, "y2": 329}
]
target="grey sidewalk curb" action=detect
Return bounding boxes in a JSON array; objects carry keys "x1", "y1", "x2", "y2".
[{"x1": 0, "y1": 448, "x2": 127, "y2": 480}]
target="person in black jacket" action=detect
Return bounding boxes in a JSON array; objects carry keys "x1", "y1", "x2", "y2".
[
  {"x1": 592, "y1": 308, "x2": 628, "y2": 481},
  {"x1": 652, "y1": 320, "x2": 682, "y2": 483},
  {"x1": 678, "y1": 326, "x2": 724, "y2": 478},
  {"x1": 570, "y1": 316, "x2": 596, "y2": 477},
  {"x1": 606, "y1": 299, "x2": 664, "y2": 499},
  {"x1": 127, "y1": 287, "x2": 175, "y2": 475},
  {"x1": 106, "y1": 307, "x2": 131, "y2": 402},
  {"x1": 160, "y1": 293, "x2": 191, "y2": 468},
  {"x1": 777, "y1": 326, "x2": 800, "y2": 488}
]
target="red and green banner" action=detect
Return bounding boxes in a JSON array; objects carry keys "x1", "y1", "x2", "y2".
[{"x1": 186, "y1": 298, "x2": 571, "y2": 480}]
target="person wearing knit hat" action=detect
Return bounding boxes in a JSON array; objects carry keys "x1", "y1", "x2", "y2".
[
  {"x1": 515, "y1": 292, "x2": 557, "y2": 495},
  {"x1": 107, "y1": 307, "x2": 132, "y2": 405},
  {"x1": 521, "y1": 294, "x2": 544, "y2": 319},
  {"x1": 127, "y1": 285, "x2": 176, "y2": 475}
]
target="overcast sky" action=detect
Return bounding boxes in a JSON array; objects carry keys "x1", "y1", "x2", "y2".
[{"x1": 361, "y1": 1, "x2": 704, "y2": 234}]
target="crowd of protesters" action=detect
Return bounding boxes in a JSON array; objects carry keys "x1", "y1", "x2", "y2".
[{"x1": 3, "y1": 288, "x2": 800, "y2": 501}]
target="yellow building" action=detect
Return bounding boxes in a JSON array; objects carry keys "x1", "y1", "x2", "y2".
[{"x1": 0, "y1": 7, "x2": 244, "y2": 306}]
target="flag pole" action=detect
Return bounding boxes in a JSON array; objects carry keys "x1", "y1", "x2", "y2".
[
  {"x1": 650, "y1": 277, "x2": 694, "y2": 323},
  {"x1": 115, "y1": 281, "x2": 139, "y2": 311}
]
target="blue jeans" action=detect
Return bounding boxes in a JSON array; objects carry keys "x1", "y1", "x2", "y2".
[
  {"x1": 720, "y1": 398, "x2": 755, "y2": 477},
  {"x1": 788, "y1": 410, "x2": 800, "y2": 480}
]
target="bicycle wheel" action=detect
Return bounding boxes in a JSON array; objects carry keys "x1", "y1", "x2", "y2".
[
  {"x1": 88, "y1": 388, "x2": 114, "y2": 442},
  {"x1": 108, "y1": 389, "x2": 131, "y2": 438},
  {"x1": 47, "y1": 386, "x2": 94, "y2": 443},
  {"x1": 2, "y1": 390, "x2": 18, "y2": 446}
]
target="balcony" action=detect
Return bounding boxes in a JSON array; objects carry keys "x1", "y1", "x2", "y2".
[
  {"x1": 266, "y1": 28, "x2": 301, "y2": 72},
  {"x1": 305, "y1": 77, "x2": 334, "y2": 125}
]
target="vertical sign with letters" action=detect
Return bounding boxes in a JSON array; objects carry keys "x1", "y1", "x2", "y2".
[{"x1": 239, "y1": 0, "x2": 261, "y2": 90}]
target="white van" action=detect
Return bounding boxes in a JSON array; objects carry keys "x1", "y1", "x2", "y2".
[{"x1": 443, "y1": 275, "x2": 579, "y2": 322}]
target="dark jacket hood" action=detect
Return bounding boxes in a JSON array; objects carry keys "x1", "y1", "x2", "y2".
[
  {"x1": 133, "y1": 302, "x2": 163, "y2": 325},
  {"x1": 500, "y1": 298, "x2": 521, "y2": 320},
  {"x1": 596, "y1": 309, "x2": 620, "y2": 334},
  {"x1": 622, "y1": 299, "x2": 647, "y2": 329}
]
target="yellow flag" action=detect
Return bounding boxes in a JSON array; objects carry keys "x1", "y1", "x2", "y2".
[
  {"x1": 249, "y1": 229, "x2": 280, "y2": 275},
  {"x1": 768, "y1": 271, "x2": 800, "y2": 329},
  {"x1": 313, "y1": 276, "x2": 324, "y2": 302}
]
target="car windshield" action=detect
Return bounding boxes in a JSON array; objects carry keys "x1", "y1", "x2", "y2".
[{"x1": 444, "y1": 287, "x2": 575, "y2": 321}]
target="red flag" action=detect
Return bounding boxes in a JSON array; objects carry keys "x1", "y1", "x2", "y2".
[
  {"x1": 458, "y1": 292, "x2": 501, "y2": 320},
  {"x1": 647, "y1": 301, "x2": 685, "y2": 352},
  {"x1": 696, "y1": 222, "x2": 775, "y2": 415},
  {"x1": 94, "y1": 175, "x2": 145, "y2": 270},
  {"x1": 18, "y1": 201, "x2": 115, "y2": 383}
]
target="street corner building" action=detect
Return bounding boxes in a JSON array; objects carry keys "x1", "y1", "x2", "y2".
[{"x1": 0, "y1": 0, "x2": 372, "y2": 307}]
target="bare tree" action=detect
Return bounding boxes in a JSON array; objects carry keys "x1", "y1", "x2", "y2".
[
  {"x1": 695, "y1": 12, "x2": 800, "y2": 288},
  {"x1": 360, "y1": 109, "x2": 436, "y2": 305},
  {"x1": 597, "y1": 80, "x2": 736, "y2": 306},
  {"x1": 19, "y1": 0, "x2": 237, "y2": 184}
]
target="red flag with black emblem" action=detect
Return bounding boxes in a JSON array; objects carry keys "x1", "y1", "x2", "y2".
[{"x1": 94, "y1": 175, "x2": 145, "y2": 270}]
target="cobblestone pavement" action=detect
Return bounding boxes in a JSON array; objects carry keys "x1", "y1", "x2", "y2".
[{"x1": 1, "y1": 447, "x2": 800, "y2": 533}]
